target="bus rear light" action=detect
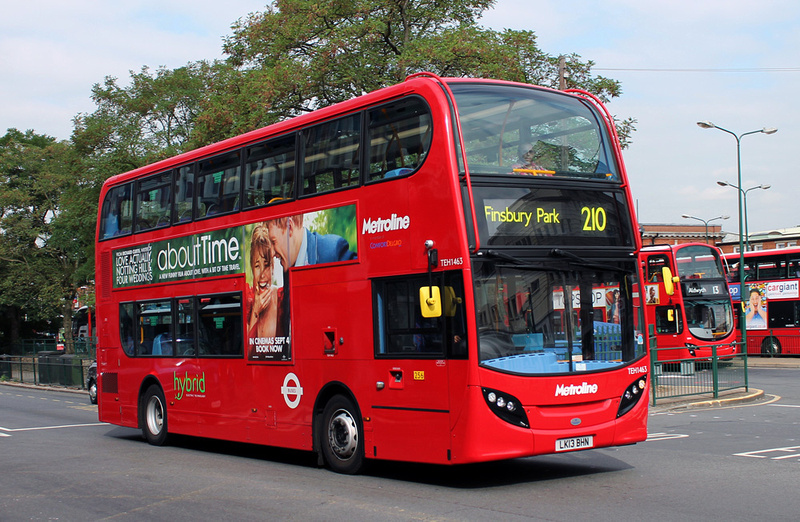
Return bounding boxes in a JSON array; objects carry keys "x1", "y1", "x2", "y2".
[
  {"x1": 482, "y1": 387, "x2": 529, "y2": 428},
  {"x1": 617, "y1": 376, "x2": 647, "y2": 418}
]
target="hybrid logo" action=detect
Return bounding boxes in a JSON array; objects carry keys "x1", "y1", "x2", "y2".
[
  {"x1": 555, "y1": 382, "x2": 598, "y2": 397},
  {"x1": 174, "y1": 371, "x2": 206, "y2": 400}
]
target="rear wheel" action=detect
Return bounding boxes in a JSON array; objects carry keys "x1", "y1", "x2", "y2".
[
  {"x1": 761, "y1": 337, "x2": 782, "y2": 356},
  {"x1": 141, "y1": 384, "x2": 169, "y2": 445},
  {"x1": 320, "y1": 395, "x2": 364, "y2": 474}
]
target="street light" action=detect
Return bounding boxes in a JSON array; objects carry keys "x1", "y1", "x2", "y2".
[
  {"x1": 697, "y1": 121, "x2": 777, "y2": 357},
  {"x1": 716, "y1": 181, "x2": 771, "y2": 250},
  {"x1": 681, "y1": 214, "x2": 730, "y2": 244}
]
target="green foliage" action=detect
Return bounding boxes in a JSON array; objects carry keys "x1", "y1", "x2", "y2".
[
  {"x1": 72, "y1": 63, "x2": 219, "y2": 171},
  {"x1": 193, "y1": 0, "x2": 632, "y2": 145},
  {"x1": 0, "y1": 129, "x2": 95, "y2": 344}
]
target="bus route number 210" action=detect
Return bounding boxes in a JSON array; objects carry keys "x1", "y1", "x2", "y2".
[{"x1": 582, "y1": 206, "x2": 607, "y2": 232}]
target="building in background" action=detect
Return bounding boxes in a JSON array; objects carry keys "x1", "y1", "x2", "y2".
[{"x1": 640, "y1": 223, "x2": 725, "y2": 247}]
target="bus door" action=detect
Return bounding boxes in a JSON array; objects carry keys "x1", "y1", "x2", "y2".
[
  {"x1": 643, "y1": 253, "x2": 684, "y2": 351},
  {"x1": 369, "y1": 273, "x2": 467, "y2": 463}
]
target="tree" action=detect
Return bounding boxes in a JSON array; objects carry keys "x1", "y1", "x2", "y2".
[
  {"x1": 191, "y1": 0, "x2": 634, "y2": 145},
  {"x1": 72, "y1": 63, "x2": 218, "y2": 174},
  {"x1": 0, "y1": 129, "x2": 94, "y2": 349}
]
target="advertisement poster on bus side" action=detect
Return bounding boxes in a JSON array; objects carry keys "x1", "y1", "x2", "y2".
[
  {"x1": 744, "y1": 283, "x2": 768, "y2": 330},
  {"x1": 244, "y1": 206, "x2": 357, "y2": 362},
  {"x1": 113, "y1": 227, "x2": 244, "y2": 289}
]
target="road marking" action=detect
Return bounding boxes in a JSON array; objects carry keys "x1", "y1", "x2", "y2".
[
  {"x1": 735, "y1": 446, "x2": 800, "y2": 460},
  {"x1": 647, "y1": 432, "x2": 689, "y2": 442},
  {"x1": 769, "y1": 404, "x2": 800, "y2": 408},
  {"x1": 0, "y1": 422, "x2": 106, "y2": 433}
]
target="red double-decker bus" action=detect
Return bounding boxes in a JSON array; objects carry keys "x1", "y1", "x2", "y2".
[
  {"x1": 723, "y1": 247, "x2": 800, "y2": 355},
  {"x1": 94, "y1": 73, "x2": 648, "y2": 474},
  {"x1": 640, "y1": 243, "x2": 737, "y2": 361}
]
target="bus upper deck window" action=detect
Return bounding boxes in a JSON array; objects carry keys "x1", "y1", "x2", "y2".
[
  {"x1": 367, "y1": 97, "x2": 432, "y2": 183},
  {"x1": 244, "y1": 134, "x2": 296, "y2": 209},
  {"x1": 197, "y1": 151, "x2": 242, "y2": 218}
]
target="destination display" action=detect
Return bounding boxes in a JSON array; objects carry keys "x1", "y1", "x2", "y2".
[{"x1": 473, "y1": 186, "x2": 633, "y2": 247}]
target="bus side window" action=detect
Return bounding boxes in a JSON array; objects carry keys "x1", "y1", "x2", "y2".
[
  {"x1": 137, "y1": 300, "x2": 172, "y2": 356},
  {"x1": 791, "y1": 259, "x2": 800, "y2": 278},
  {"x1": 372, "y1": 272, "x2": 467, "y2": 358},
  {"x1": 302, "y1": 114, "x2": 361, "y2": 196},
  {"x1": 367, "y1": 97, "x2": 432, "y2": 182},
  {"x1": 655, "y1": 306, "x2": 682, "y2": 334},
  {"x1": 173, "y1": 165, "x2": 194, "y2": 224},
  {"x1": 100, "y1": 183, "x2": 133, "y2": 240},
  {"x1": 197, "y1": 293, "x2": 243, "y2": 357},
  {"x1": 197, "y1": 151, "x2": 242, "y2": 219},
  {"x1": 647, "y1": 255, "x2": 669, "y2": 282},
  {"x1": 119, "y1": 302, "x2": 135, "y2": 356},
  {"x1": 135, "y1": 171, "x2": 172, "y2": 233},
  {"x1": 244, "y1": 134, "x2": 296, "y2": 209}
]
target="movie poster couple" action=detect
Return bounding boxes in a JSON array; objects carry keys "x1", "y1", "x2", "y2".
[{"x1": 244, "y1": 206, "x2": 357, "y2": 361}]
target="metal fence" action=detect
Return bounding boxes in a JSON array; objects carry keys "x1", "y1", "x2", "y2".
[
  {"x1": 0, "y1": 354, "x2": 92, "y2": 389},
  {"x1": 2, "y1": 338, "x2": 96, "y2": 358},
  {"x1": 650, "y1": 343, "x2": 748, "y2": 405}
]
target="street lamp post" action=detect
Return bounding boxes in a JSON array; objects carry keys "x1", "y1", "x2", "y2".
[
  {"x1": 716, "y1": 181, "x2": 771, "y2": 250},
  {"x1": 681, "y1": 214, "x2": 730, "y2": 244},
  {"x1": 697, "y1": 121, "x2": 777, "y2": 356}
]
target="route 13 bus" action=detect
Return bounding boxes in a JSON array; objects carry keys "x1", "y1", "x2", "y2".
[
  {"x1": 94, "y1": 73, "x2": 649, "y2": 474},
  {"x1": 641, "y1": 243, "x2": 737, "y2": 361}
]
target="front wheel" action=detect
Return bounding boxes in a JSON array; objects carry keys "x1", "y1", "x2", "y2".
[
  {"x1": 141, "y1": 384, "x2": 169, "y2": 446},
  {"x1": 320, "y1": 395, "x2": 364, "y2": 474}
]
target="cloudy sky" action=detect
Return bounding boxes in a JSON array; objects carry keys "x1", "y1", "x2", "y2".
[{"x1": 2, "y1": 1, "x2": 798, "y2": 235}]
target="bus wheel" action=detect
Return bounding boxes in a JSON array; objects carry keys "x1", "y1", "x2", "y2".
[
  {"x1": 87, "y1": 379, "x2": 98, "y2": 405},
  {"x1": 761, "y1": 337, "x2": 782, "y2": 356},
  {"x1": 321, "y1": 395, "x2": 364, "y2": 474},
  {"x1": 141, "y1": 384, "x2": 169, "y2": 446}
]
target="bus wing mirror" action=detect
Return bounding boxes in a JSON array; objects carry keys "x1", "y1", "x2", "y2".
[
  {"x1": 662, "y1": 267, "x2": 679, "y2": 295},
  {"x1": 420, "y1": 286, "x2": 442, "y2": 318}
]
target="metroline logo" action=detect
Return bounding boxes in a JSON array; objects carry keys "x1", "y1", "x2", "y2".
[
  {"x1": 362, "y1": 214, "x2": 410, "y2": 234},
  {"x1": 555, "y1": 382, "x2": 599, "y2": 397}
]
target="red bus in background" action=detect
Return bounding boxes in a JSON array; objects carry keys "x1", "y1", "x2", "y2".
[
  {"x1": 723, "y1": 247, "x2": 800, "y2": 355},
  {"x1": 94, "y1": 73, "x2": 648, "y2": 474},
  {"x1": 641, "y1": 243, "x2": 737, "y2": 361}
]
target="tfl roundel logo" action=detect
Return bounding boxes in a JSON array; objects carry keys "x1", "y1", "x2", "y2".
[{"x1": 281, "y1": 372, "x2": 304, "y2": 409}]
